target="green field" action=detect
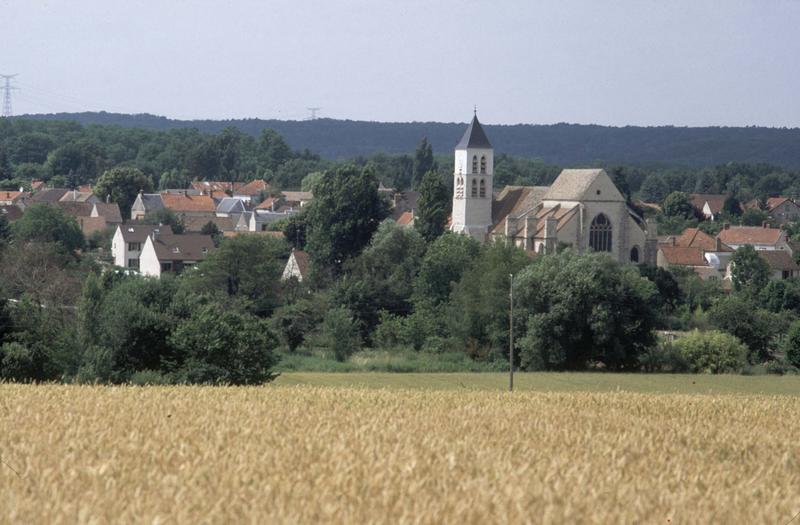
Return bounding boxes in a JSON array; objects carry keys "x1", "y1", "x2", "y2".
[{"x1": 275, "y1": 372, "x2": 800, "y2": 395}]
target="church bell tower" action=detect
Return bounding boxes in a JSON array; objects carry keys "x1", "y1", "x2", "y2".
[{"x1": 450, "y1": 111, "x2": 494, "y2": 241}]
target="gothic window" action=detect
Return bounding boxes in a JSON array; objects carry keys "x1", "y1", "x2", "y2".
[
  {"x1": 472, "y1": 155, "x2": 478, "y2": 173},
  {"x1": 479, "y1": 179, "x2": 486, "y2": 198},
  {"x1": 471, "y1": 178, "x2": 478, "y2": 198},
  {"x1": 480, "y1": 156, "x2": 486, "y2": 174},
  {"x1": 456, "y1": 177, "x2": 464, "y2": 199},
  {"x1": 630, "y1": 245, "x2": 639, "y2": 263},
  {"x1": 589, "y1": 214, "x2": 613, "y2": 252}
]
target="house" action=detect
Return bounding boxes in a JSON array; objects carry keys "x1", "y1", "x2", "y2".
[
  {"x1": 689, "y1": 194, "x2": 728, "y2": 220},
  {"x1": 131, "y1": 192, "x2": 164, "y2": 220},
  {"x1": 392, "y1": 191, "x2": 419, "y2": 220},
  {"x1": 139, "y1": 232, "x2": 215, "y2": 277},
  {"x1": 59, "y1": 190, "x2": 100, "y2": 204},
  {"x1": 111, "y1": 224, "x2": 174, "y2": 269},
  {"x1": 0, "y1": 205, "x2": 23, "y2": 221},
  {"x1": 191, "y1": 180, "x2": 238, "y2": 195},
  {"x1": 656, "y1": 229, "x2": 734, "y2": 280},
  {"x1": 233, "y1": 179, "x2": 270, "y2": 202},
  {"x1": 29, "y1": 188, "x2": 69, "y2": 205},
  {"x1": 182, "y1": 215, "x2": 236, "y2": 233},
  {"x1": 56, "y1": 201, "x2": 94, "y2": 219},
  {"x1": 280, "y1": 191, "x2": 313, "y2": 209},
  {"x1": 91, "y1": 203, "x2": 123, "y2": 225},
  {"x1": 282, "y1": 248, "x2": 310, "y2": 282},
  {"x1": 215, "y1": 197, "x2": 246, "y2": 217},
  {"x1": 757, "y1": 250, "x2": 800, "y2": 280},
  {"x1": 76, "y1": 217, "x2": 110, "y2": 237},
  {"x1": 0, "y1": 191, "x2": 28, "y2": 206},
  {"x1": 763, "y1": 197, "x2": 800, "y2": 225},
  {"x1": 160, "y1": 192, "x2": 216, "y2": 216},
  {"x1": 449, "y1": 113, "x2": 656, "y2": 264},
  {"x1": 716, "y1": 224, "x2": 789, "y2": 251},
  {"x1": 396, "y1": 210, "x2": 415, "y2": 228}
]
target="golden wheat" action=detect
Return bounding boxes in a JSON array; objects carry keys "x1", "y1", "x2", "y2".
[{"x1": 1, "y1": 384, "x2": 799, "y2": 524}]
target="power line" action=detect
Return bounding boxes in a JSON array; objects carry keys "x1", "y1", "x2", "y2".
[{"x1": 1, "y1": 74, "x2": 19, "y2": 117}]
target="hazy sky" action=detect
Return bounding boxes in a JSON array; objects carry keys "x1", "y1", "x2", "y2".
[{"x1": 4, "y1": 0, "x2": 799, "y2": 126}]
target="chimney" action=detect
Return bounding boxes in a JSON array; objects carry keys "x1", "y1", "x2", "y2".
[
  {"x1": 73, "y1": 189, "x2": 77, "y2": 200},
  {"x1": 106, "y1": 194, "x2": 111, "y2": 204},
  {"x1": 723, "y1": 223, "x2": 730, "y2": 230},
  {"x1": 504, "y1": 217, "x2": 512, "y2": 238},
  {"x1": 670, "y1": 236, "x2": 676, "y2": 246},
  {"x1": 715, "y1": 237, "x2": 722, "y2": 251},
  {"x1": 762, "y1": 221, "x2": 769, "y2": 228}
]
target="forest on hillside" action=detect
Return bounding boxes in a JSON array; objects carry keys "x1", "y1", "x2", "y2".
[{"x1": 14, "y1": 112, "x2": 800, "y2": 168}]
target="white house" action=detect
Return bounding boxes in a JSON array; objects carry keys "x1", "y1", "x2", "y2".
[
  {"x1": 139, "y1": 232, "x2": 215, "y2": 277},
  {"x1": 111, "y1": 224, "x2": 173, "y2": 269},
  {"x1": 282, "y1": 248, "x2": 310, "y2": 282},
  {"x1": 716, "y1": 224, "x2": 789, "y2": 251}
]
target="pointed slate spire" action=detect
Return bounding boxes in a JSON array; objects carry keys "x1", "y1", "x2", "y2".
[{"x1": 456, "y1": 113, "x2": 492, "y2": 149}]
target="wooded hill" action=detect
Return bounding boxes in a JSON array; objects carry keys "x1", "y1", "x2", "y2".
[{"x1": 15, "y1": 112, "x2": 800, "y2": 169}]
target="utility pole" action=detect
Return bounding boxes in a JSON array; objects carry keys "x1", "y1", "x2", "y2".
[
  {"x1": 509, "y1": 273, "x2": 514, "y2": 392},
  {"x1": 1, "y1": 74, "x2": 19, "y2": 118}
]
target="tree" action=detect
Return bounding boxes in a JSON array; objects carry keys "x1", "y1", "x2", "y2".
[
  {"x1": 730, "y1": 245, "x2": 770, "y2": 292},
  {"x1": 200, "y1": 221, "x2": 222, "y2": 246},
  {"x1": 412, "y1": 137, "x2": 436, "y2": 189},
  {"x1": 0, "y1": 215, "x2": 10, "y2": 250},
  {"x1": 740, "y1": 207, "x2": 769, "y2": 227},
  {"x1": 304, "y1": 164, "x2": 389, "y2": 272},
  {"x1": 413, "y1": 232, "x2": 481, "y2": 305},
  {"x1": 639, "y1": 174, "x2": 670, "y2": 203},
  {"x1": 515, "y1": 251, "x2": 657, "y2": 370},
  {"x1": 272, "y1": 299, "x2": 321, "y2": 352},
  {"x1": 11, "y1": 204, "x2": 84, "y2": 252},
  {"x1": 662, "y1": 191, "x2": 694, "y2": 219},
  {"x1": 318, "y1": 307, "x2": 361, "y2": 361},
  {"x1": 676, "y1": 330, "x2": 748, "y2": 374},
  {"x1": 94, "y1": 166, "x2": 153, "y2": 220},
  {"x1": 722, "y1": 196, "x2": 742, "y2": 217},
  {"x1": 181, "y1": 235, "x2": 289, "y2": 316},
  {"x1": 158, "y1": 169, "x2": 189, "y2": 191},
  {"x1": 44, "y1": 141, "x2": 104, "y2": 186},
  {"x1": 170, "y1": 302, "x2": 279, "y2": 385},
  {"x1": 142, "y1": 208, "x2": 184, "y2": 234},
  {"x1": 708, "y1": 294, "x2": 779, "y2": 362},
  {"x1": 414, "y1": 170, "x2": 449, "y2": 242},
  {"x1": 782, "y1": 319, "x2": 800, "y2": 368}
]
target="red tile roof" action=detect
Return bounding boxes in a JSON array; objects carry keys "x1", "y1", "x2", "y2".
[
  {"x1": 0, "y1": 191, "x2": 26, "y2": 203},
  {"x1": 236, "y1": 179, "x2": 269, "y2": 196},
  {"x1": 675, "y1": 228, "x2": 733, "y2": 252},
  {"x1": 160, "y1": 192, "x2": 216, "y2": 213},
  {"x1": 659, "y1": 246, "x2": 707, "y2": 266},
  {"x1": 396, "y1": 211, "x2": 414, "y2": 226},
  {"x1": 765, "y1": 197, "x2": 797, "y2": 211},
  {"x1": 717, "y1": 226, "x2": 784, "y2": 246},
  {"x1": 256, "y1": 197, "x2": 279, "y2": 210}
]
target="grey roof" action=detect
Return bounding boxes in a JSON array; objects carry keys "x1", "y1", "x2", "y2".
[
  {"x1": 119, "y1": 224, "x2": 174, "y2": 243},
  {"x1": 30, "y1": 188, "x2": 69, "y2": 204},
  {"x1": 149, "y1": 233, "x2": 215, "y2": 262},
  {"x1": 456, "y1": 115, "x2": 492, "y2": 149},
  {"x1": 140, "y1": 193, "x2": 164, "y2": 212},
  {"x1": 182, "y1": 215, "x2": 236, "y2": 233},
  {"x1": 216, "y1": 197, "x2": 246, "y2": 214},
  {"x1": 542, "y1": 169, "x2": 607, "y2": 201}
]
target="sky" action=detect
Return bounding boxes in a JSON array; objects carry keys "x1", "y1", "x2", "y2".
[{"x1": 3, "y1": 0, "x2": 800, "y2": 127}]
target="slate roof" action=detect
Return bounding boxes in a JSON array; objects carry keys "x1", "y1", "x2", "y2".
[
  {"x1": 216, "y1": 197, "x2": 246, "y2": 214},
  {"x1": 759, "y1": 250, "x2": 800, "y2": 272},
  {"x1": 659, "y1": 246, "x2": 707, "y2": 266},
  {"x1": 717, "y1": 226, "x2": 784, "y2": 246},
  {"x1": 289, "y1": 249, "x2": 310, "y2": 278},
  {"x1": 160, "y1": 192, "x2": 216, "y2": 213},
  {"x1": 491, "y1": 186, "x2": 549, "y2": 227},
  {"x1": 119, "y1": 224, "x2": 174, "y2": 243},
  {"x1": 149, "y1": 233, "x2": 215, "y2": 262},
  {"x1": 59, "y1": 190, "x2": 96, "y2": 203},
  {"x1": 30, "y1": 188, "x2": 69, "y2": 204},
  {"x1": 93, "y1": 203, "x2": 123, "y2": 224},
  {"x1": 455, "y1": 115, "x2": 492, "y2": 149},
  {"x1": 765, "y1": 197, "x2": 799, "y2": 211},
  {"x1": 56, "y1": 201, "x2": 94, "y2": 218},
  {"x1": 139, "y1": 193, "x2": 164, "y2": 213},
  {"x1": 675, "y1": 228, "x2": 733, "y2": 252},
  {"x1": 542, "y1": 169, "x2": 606, "y2": 201}
]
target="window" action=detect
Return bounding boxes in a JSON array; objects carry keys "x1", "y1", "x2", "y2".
[
  {"x1": 589, "y1": 214, "x2": 613, "y2": 252},
  {"x1": 472, "y1": 155, "x2": 478, "y2": 173},
  {"x1": 630, "y1": 246, "x2": 639, "y2": 263},
  {"x1": 480, "y1": 156, "x2": 486, "y2": 174},
  {"x1": 128, "y1": 242, "x2": 141, "y2": 252},
  {"x1": 471, "y1": 179, "x2": 478, "y2": 198},
  {"x1": 127, "y1": 258, "x2": 140, "y2": 269},
  {"x1": 479, "y1": 179, "x2": 486, "y2": 198},
  {"x1": 455, "y1": 177, "x2": 464, "y2": 199}
]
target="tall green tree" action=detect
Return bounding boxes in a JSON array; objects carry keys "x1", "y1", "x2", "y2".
[
  {"x1": 414, "y1": 170, "x2": 449, "y2": 242},
  {"x1": 662, "y1": 191, "x2": 694, "y2": 219},
  {"x1": 94, "y1": 166, "x2": 153, "y2": 220},
  {"x1": 304, "y1": 164, "x2": 389, "y2": 273},
  {"x1": 730, "y1": 245, "x2": 770, "y2": 292},
  {"x1": 11, "y1": 204, "x2": 84, "y2": 252},
  {"x1": 412, "y1": 137, "x2": 435, "y2": 189}
]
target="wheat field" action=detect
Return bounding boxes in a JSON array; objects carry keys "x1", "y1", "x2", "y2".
[{"x1": 1, "y1": 383, "x2": 799, "y2": 524}]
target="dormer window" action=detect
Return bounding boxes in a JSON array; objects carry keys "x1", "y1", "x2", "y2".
[
  {"x1": 472, "y1": 155, "x2": 478, "y2": 173},
  {"x1": 480, "y1": 156, "x2": 486, "y2": 174},
  {"x1": 202, "y1": 248, "x2": 209, "y2": 254},
  {"x1": 172, "y1": 247, "x2": 180, "y2": 254}
]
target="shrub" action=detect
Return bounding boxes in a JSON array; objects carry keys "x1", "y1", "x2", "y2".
[
  {"x1": 638, "y1": 340, "x2": 689, "y2": 373},
  {"x1": 0, "y1": 342, "x2": 55, "y2": 382},
  {"x1": 130, "y1": 370, "x2": 172, "y2": 385},
  {"x1": 782, "y1": 319, "x2": 800, "y2": 369},
  {"x1": 318, "y1": 307, "x2": 361, "y2": 362},
  {"x1": 676, "y1": 330, "x2": 748, "y2": 374}
]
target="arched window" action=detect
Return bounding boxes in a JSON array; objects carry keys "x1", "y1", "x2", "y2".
[
  {"x1": 480, "y1": 156, "x2": 486, "y2": 174},
  {"x1": 455, "y1": 177, "x2": 464, "y2": 199},
  {"x1": 630, "y1": 245, "x2": 640, "y2": 263},
  {"x1": 472, "y1": 155, "x2": 478, "y2": 173},
  {"x1": 471, "y1": 178, "x2": 478, "y2": 198},
  {"x1": 479, "y1": 179, "x2": 486, "y2": 198},
  {"x1": 589, "y1": 214, "x2": 613, "y2": 252}
]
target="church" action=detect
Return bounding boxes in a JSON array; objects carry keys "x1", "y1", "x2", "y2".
[{"x1": 450, "y1": 113, "x2": 657, "y2": 265}]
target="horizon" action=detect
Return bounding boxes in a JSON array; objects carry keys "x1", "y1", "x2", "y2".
[{"x1": 4, "y1": 1, "x2": 799, "y2": 127}]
